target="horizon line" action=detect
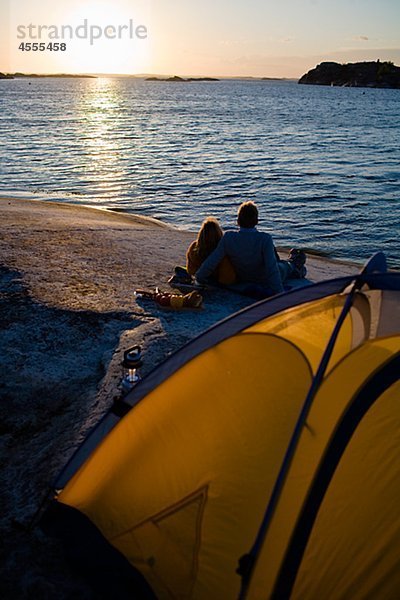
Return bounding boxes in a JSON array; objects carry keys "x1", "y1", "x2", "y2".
[{"x1": 1, "y1": 71, "x2": 301, "y2": 79}]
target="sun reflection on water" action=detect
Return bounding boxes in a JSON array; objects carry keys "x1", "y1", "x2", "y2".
[{"x1": 76, "y1": 78, "x2": 128, "y2": 199}]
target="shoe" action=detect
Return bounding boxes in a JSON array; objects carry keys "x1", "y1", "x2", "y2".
[
  {"x1": 288, "y1": 249, "x2": 307, "y2": 278},
  {"x1": 173, "y1": 266, "x2": 193, "y2": 284}
]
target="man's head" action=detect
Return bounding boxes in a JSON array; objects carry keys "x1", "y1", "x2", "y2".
[{"x1": 237, "y1": 201, "x2": 258, "y2": 228}]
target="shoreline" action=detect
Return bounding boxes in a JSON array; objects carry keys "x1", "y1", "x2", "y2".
[
  {"x1": 0, "y1": 194, "x2": 173, "y2": 229},
  {"x1": 0, "y1": 194, "x2": 368, "y2": 269}
]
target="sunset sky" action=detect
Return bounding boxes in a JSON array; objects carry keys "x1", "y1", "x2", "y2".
[{"x1": 1, "y1": 0, "x2": 399, "y2": 77}]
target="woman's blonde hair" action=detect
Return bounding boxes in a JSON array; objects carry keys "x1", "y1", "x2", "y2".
[{"x1": 195, "y1": 217, "x2": 223, "y2": 261}]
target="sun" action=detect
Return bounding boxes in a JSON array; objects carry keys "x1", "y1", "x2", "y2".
[
  {"x1": 63, "y1": 0, "x2": 151, "y2": 74},
  {"x1": 8, "y1": 0, "x2": 151, "y2": 75}
]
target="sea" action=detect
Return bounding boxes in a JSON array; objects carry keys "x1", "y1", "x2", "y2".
[{"x1": 0, "y1": 77, "x2": 399, "y2": 267}]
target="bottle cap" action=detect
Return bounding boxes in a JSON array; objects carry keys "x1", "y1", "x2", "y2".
[{"x1": 122, "y1": 345, "x2": 142, "y2": 369}]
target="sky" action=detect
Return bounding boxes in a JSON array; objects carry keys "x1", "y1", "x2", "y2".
[{"x1": 1, "y1": 0, "x2": 399, "y2": 77}]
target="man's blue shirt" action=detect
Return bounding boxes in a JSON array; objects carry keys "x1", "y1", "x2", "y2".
[{"x1": 196, "y1": 227, "x2": 283, "y2": 295}]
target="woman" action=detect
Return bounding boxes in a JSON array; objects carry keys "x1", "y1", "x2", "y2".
[{"x1": 186, "y1": 217, "x2": 236, "y2": 285}]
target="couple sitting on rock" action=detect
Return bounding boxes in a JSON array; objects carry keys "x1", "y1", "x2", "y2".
[{"x1": 182, "y1": 201, "x2": 306, "y2": 299}]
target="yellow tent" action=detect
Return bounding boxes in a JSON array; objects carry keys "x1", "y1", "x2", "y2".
[{"x1": 43, "y1": 254, "x2": 400, "y2": 599}]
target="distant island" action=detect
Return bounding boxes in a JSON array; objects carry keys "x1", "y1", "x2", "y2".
[
  {"x1": 299, "y1": 61, "x2": 400, "y2": 89},
  {"x1": 146, "y1": 75, "x2": 219, "y2": 82},
  {"x1": 261, "y1": 77, "x2": 289, "y2": 81},
  {"x1": 0, "y1": 73, "x2": 96, "y2": 79}
]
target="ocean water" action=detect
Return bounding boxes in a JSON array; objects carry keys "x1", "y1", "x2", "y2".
[{"x1": 0, "y1": 77, "x2": 399, "y2": 266}]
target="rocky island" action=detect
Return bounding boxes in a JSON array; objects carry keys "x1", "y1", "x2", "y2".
[
  {"x1": 19, "y1": 73, "x2": 96, "y2": 78},
  {"x1": 146, "y1": 75, "x2": 219, "y2": 82},
  {"x1": 299, "y1": 60, "x2": 400, "y2": 89}
]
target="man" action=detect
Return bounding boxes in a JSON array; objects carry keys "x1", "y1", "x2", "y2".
[{"x1": 196, "y1": 201, "x2": 284, "y2": 298}]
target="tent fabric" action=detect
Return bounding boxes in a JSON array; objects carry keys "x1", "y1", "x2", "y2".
[
  {"x1": 287, "y1": 374, "x2": 400, "y2": 600},
  {"x1": 50, "y1": 263, "x2": 400, "y2": 599},
  {"x1": 59, "y1": 333, "x2": 314, "y2": 598},
  {"x1": 245, "y1": 342, "x2": 400, "y2": 599}
]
